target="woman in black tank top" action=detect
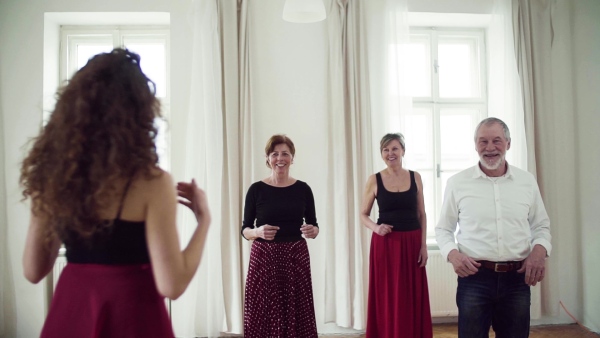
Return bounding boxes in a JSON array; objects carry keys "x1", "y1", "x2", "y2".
[
  {"x1": 359, "y1": 133, "x2": 433, "y2": 338},
  {"x1": 20, "y1": 48, "x2": 211, "y2": 338}
]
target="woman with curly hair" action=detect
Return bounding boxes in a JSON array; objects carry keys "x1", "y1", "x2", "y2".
[{"x1": 20, "y1": 48, "x2": 211, "y2": 337}]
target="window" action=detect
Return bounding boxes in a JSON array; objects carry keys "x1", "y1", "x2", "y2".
[
  {"x1": 396, "y1": 28, "x2": 487, "y2": 243},
  {"x1": 59, "y1": 26, "x2": 171, "y2": 170}
]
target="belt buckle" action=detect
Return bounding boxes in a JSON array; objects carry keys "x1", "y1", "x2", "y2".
[{"x1": 494, "y1": 263, "x2": 509, "y2": 272}]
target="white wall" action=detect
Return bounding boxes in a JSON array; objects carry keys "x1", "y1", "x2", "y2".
[{"x1": 571, "y1": 0, "x2": 600, "y2": 332}]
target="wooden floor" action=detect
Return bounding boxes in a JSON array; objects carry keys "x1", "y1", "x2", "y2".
[{"x1": 320, "y1": 323, "x2": 599, "y2": 337}]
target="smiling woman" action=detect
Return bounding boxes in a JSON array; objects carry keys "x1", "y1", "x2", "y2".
[
  {"x1": 360, "y1": 133, "x2": 433, "y2": 338},
  {"x1": 240, "y1": 134, "x2": 319, "y2": 338}
]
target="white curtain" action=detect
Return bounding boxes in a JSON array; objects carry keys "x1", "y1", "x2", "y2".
[
  {"x1": 512, "y1": 0, "x2": 561, "y2": 318},
  {"x1": 488, "y1": 0, "x2": 546, "y2": 319},
  {"x1": 324, "y1": 0, "x2": 373, "y2": 329},
  {"x1": 238, "y1": 0, "x2": 254, "y2": 296},
  {"x1": 170, "y1": 1, "x2": 244, "y2": 336},
  {"x1": 0, "y1": 114, "x2": 5, "y2": 335},
  {"x1": 324, "y1": 0, "x2": 411, "y2": 329},
  {"x1": 373, "y1": 0, "x2": 412, "y2": 139},
  {"x1": 488, "y1": 0, "x2": 528, "y2": 171}
]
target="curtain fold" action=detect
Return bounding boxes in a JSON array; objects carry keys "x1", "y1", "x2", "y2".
[
  {"x1": 324, "y1": 0, "x2": 373, "y2": 329},
  {"x1": 171, "y1": 1, "x2": 244, "y2": 336},
  {"x1": 489, "y1": 0, "x2": 528, "y2": 171},
  {"x1": 0, "y1": 112, "x2": 5, "y2": 335},
  {"x1": 489, "y1": 0, "x2": 542, "y2": 318},
  {"x1": 238, "y1": 0, "x2": 254, "y2": 299},
  {"x1": 369, "y1": 0, "x2": 412, "y2": 139},
  {"x1": 512, "y1": 0, "x2": 561, "y2": 317},
  {"x1": 323, "y1": 0, "x2": 411, "y2": 328}
]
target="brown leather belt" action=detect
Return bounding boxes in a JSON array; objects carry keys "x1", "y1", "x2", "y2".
[{"x1": 478, "y1": 260, "x2": 523, "y2": 272}]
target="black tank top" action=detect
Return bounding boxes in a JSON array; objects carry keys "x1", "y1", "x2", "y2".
[
  {"x1": 65, "y1": 179, "x2": 150, "y2": 265},
  {"x1": 375, "y1": 170, "x2": 421, "y2": 232}
]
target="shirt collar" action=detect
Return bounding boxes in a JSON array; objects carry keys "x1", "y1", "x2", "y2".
[{"x1": 472, "y1": 162, "x2": 514, "y2": 180}]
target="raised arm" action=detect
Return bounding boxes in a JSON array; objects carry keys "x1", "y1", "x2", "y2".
[{"x1": 146, "y1": 173, "x2": 211, "y2": 300}]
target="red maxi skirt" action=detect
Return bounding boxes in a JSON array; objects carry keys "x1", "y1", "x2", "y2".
[
  {"x1": 366, "y1": 229, "x2": 433, "y2": 338},
  {"x1": 244, "y1": 239, "x2": 318, "y2": 338},
  {"x1": 40, "y1": 263, "x2": 174, "y2": 338}
]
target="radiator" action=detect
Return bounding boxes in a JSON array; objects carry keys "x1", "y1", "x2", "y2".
[
  {"x1": 52, "y1": 254, "x2": 68, "y2": 290},
  {"x1": 426, "y1": 250, "x2": 459, "y2": 317}
]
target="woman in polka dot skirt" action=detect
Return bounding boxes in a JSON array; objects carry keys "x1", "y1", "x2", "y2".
[{"x1": 241, "y1": 134, "x2": 319, "y2": 338}]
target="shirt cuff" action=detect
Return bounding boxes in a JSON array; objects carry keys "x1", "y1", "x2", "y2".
[
  {"x1": 440, "y1": 242, "x2": 459, "y2": 262},
  {"x1": 532, "y1": 239, "x2": 552, "y2": 257}
]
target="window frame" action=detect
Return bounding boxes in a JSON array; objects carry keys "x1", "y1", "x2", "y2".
[
  {"x1": 58, "y1": 25, "x2": 171, "y2": 170},
  {"x1": 406, "y1": 27, "x2": 488, "y2": 244}
]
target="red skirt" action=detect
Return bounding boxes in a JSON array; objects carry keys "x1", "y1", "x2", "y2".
[
  {"x1": 366, "y1": 229, "x2": 433, "y2": 338},
  {"x1": 244, "y1": 239, "x2": 317, "y2": 338},
  {"x1": 40, "y1": 263, "x2": 174, "y2": 338}
]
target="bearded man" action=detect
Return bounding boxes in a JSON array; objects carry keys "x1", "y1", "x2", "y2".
[{"x1": 435, "y1": 117, "x2": 552, "y2": 338}]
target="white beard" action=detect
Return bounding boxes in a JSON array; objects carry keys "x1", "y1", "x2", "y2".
[{"x1": 479, "y1": 154, "x2": 505, "y2": 171}]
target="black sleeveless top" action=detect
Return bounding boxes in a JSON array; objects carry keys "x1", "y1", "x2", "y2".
[
  {"x1": 64, "y1": 179, "x2": 150, "y2": 265},
  {"x1": 375, "y1": 170, "x2": 421, "y2": 232}
]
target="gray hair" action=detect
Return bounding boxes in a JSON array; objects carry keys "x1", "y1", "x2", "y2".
[
  {"x1": 380, "y1": 133, "x2": 405, "y2": 153},
  {"x1": 474, "y1": 117, "x2": 511, "y2": 142}
]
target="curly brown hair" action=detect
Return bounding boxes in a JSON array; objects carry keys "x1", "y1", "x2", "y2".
[{"x1": 20, "y1": 48, "x2": 161, "y2": 245}]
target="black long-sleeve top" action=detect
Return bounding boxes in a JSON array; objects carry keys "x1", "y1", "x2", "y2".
[{"x1": 242, "y1": 180, "x2": 318, "y2": 242}]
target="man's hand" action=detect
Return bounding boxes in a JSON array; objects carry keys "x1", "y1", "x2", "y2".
[
  {"x1": 448, "y1": 250, "x2": 481, "y2": 277},
  {"x1": 518, "y1": 244, "x2": 547, "y2": 286}
]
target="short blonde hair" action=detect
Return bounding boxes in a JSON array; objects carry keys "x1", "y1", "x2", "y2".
[{"x1": 380, "y1": 133, "x2": 405, "y2": 153}]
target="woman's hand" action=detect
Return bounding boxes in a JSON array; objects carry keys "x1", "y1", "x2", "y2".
[
  {"x1": 374, "y1": 223, "x2": 393, "y2": 236},
  {"x1": 177, "y1": 179, "x2": 211, "y2": 226},
  {"x1": 418, "y1": 245, "x2": 428, "y2": 267},
  {"x1": 301, "y1": 224, "x2": 319, "y2": 239},
  {"x1": 255, "y1": 225, "x2": 280, "y2": 241}
]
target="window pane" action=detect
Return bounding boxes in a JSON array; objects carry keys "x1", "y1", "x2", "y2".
[
  {"x1": 438, "y1": 37, "x2": 481, "y2": 98},
  {"x1": 124, "y1": 42, "x2": 167, "y2": 98},
  {"x1": 401, "y1": 107, "x2": 434, "y2": 170},
  {"x1": 154, "y1": 117, "x2": 170, "y2": 170},
  {"x1": 407, "y1": 36, "x2": 431, "y2": 97},
  {"x1": 439, "y1": 107, "x2": 481, "y2": 174},
  {"x1": 77, "y1": 44, "x2": 113, "y2": 70}
]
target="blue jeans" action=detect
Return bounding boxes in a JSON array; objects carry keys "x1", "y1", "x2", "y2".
[{"x1": 457, "y1": 268, "x2": 531, "y2": 338}]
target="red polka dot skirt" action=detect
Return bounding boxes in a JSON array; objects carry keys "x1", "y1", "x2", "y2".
[{"x1": 244, "y1": 239, "x2": 318, "y2": 338}]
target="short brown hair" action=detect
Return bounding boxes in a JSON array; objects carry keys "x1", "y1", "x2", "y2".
[{"x1": 264, "y1": 134, "x2": 296, "y2": 168}]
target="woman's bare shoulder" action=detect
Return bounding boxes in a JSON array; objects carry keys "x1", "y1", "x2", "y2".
[{"x1": 133, "y1": 167, "x2": 174, "y2": 194}]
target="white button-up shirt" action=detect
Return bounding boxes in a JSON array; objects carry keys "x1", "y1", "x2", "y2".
[{"x1": 435, "y1": 164, "x2": 552, "y2": 262}]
